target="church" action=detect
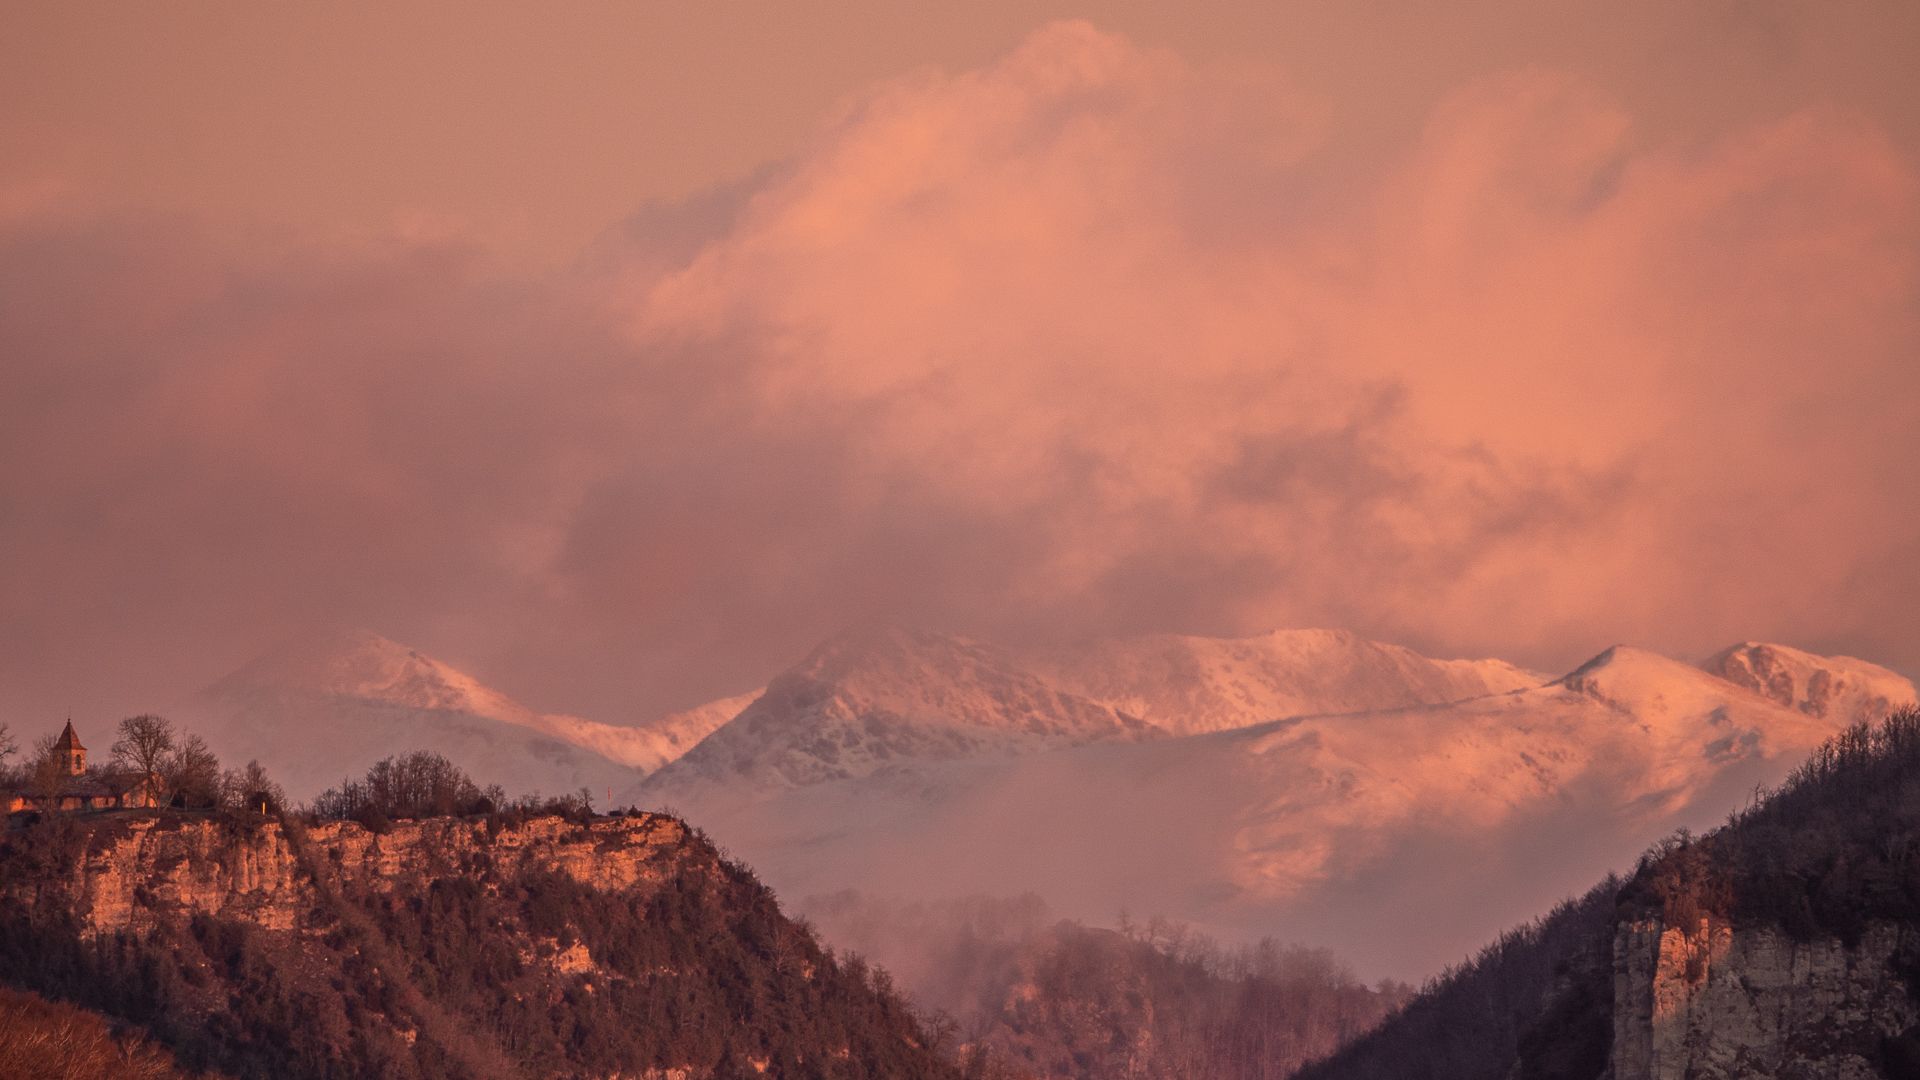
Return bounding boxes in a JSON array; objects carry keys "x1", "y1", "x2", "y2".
[{"x1": 1, "y1": 721, "x2": 163, "y2": 814}]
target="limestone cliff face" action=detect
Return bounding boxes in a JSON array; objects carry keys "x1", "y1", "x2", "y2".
[
  {"x1": 0, "y1": 810, "x2": 956, "y2": 1080},
  {"x1": 1610, "y1": 916, "x2": 1918, "y2": 1080},
  {"x1": 55, "y1": 812, "x2": 692, "y2": 939}
]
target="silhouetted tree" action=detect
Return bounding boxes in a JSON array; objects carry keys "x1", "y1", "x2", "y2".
[
  {"x1": 313, "y1": 751, "x2": 497, "y2": 821},
  {"x1": 222, "y1": 759, "x2": 286, "y2": 814},
  {"x1": 111, "y1": 714, "x2": 176, "y2": 797},
  {"x1": 26, "y1": 734, "x2": 68, "y2": 808},
  {"x1": 163, "y1": 735, "x2": 222, "y2": 808}
]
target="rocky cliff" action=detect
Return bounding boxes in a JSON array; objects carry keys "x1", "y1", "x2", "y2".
[
  {"x1": 0, "y1": 809, "x2": 959, "y2": 1080},
  {"x1": 46, "y1": 811, "x2": 690, "y2": 936},
  {"x1": 1296, "y1": 707, "x2": 1920, "y2": 1080},
  {"x1": 1609, "y1": 917, "x2": 1919, "y2": 1080}
]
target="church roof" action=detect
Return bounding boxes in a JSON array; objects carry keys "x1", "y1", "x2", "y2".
[{"x1": 52, "y1": 720, "x2": 85, "y2": 752}]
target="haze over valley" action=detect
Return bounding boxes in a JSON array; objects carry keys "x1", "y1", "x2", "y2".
[{"x1": 176, "y1": 623, "x2": 1914, "y2": 982}]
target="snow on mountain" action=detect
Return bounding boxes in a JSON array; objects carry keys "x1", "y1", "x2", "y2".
[
  {"x1": 215, "y1": 628, "x2": 535, "y2": 722},
  {"x1": 634, "y1": 641, "x2": 1875, "y2": 980},
  {"x1": 1700, "y1": 641, "x2": 1915, "y2": 723},
  {"x1": 642, "y1": 626, "x2": 1160, "y2": 793},
  {"x1": 1029, "y1": 628, "x2": 1548, "y2": 735},
  {"x1": 643, "y1": 626, "x2": 1554, "y2": 800},
  {"x1": 174, "y1": 621, "x2": 1912, "y2": 981},
  {"x1": 183, "y1": 630, "x2": 748, "y2": 802},
  {"x1": 550, "y1": 690, "x2": 762, "y2": 774}
]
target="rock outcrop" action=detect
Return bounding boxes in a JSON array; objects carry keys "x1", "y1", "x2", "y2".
[
  {"x1": 0, "y1": 809, "x2": 958, "y2": 1080},
  {"x1": 51, "y1": 812, "x2": 692, "y2": 938},
  {"x1": 1610, "y1": 917, "x2": 1919, "y2": 1080},
  {"x1": 1701, "y1": 642, "x2": 1915, "y2": 724},
  {"x1": 1295, "y1": 707, "x2": 1920, "y2": 1080}
]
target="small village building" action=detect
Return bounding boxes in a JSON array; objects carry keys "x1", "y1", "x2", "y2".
[{"x1": 1, "y1": 721, "x2": 163, "y2": 815}]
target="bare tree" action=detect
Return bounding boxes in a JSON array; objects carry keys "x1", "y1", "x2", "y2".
[
  {"x1": 27, "y1": 734, "x2": 67, "y2": 808},
  {"x1": 163, "y1": 734, "x2": 222, "y2": 808},
  {"x1": 0, "y1": 723, "x2": 15, "y2": 780},
  {"x1": 111, "y1": 714, "x2": 175, "y2": 782},
  {"x1": 221, "y1": 759, "x2": 286, "y2": 814}
]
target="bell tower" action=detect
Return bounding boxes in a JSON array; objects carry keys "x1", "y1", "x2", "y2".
[{"x1": 52, "y1": 720, "x2": 86, "y2": 776}]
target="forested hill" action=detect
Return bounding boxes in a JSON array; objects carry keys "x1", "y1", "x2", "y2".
[
  {"x1": 1295, "y1": 706, "x2": 1920, "y2": 1080},
  {"x1": 0, "y1": 805, "x2": 962, "y2": 1079}
]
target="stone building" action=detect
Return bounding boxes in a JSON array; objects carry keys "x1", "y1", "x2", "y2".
[{"x1": 1, "y1": 721, "x2": 163, "y2": 814}]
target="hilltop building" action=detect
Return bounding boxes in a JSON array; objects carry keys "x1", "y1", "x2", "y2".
[
  {"x1": 52, "y1": 719, "x2": 87, "y2": 775},
  {"x1": 2, "y1": 721, "x2": 162, "y2": 814}
]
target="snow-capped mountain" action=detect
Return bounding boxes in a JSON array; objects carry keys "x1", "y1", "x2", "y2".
[
  {"x1": 642, "y1": 626, "x2": 1556, "y2": 801},
  {"x1": 643, "y1": 626, "x2": 1159, "y2": 792},
  {"x1": 172, "y1": 620, "x2": 1915, "y2": 983},
  {"x1": 1701, "y1": 641, "x2": 1914, "y2": 722},
  {"x1": 183, "y1": 630, "x2": 749, "y2": 801},
  {"x1": 1029, "y1": 628, "x2": 1547, "y2": 735},
  {"x1": 630, "y1": 639, "x2": 1909, "y2": 980}
]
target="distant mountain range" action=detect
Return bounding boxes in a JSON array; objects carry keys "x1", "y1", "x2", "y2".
[
  {"x1": 627, "y1": 630, "x2": 1913, "y2": 979},
  {"x1": 180, "y1": 623, "x2": 1915, "y2": 981},
  {"x1": 179, "y1": 629, "x2": 755, "y2": 802}
]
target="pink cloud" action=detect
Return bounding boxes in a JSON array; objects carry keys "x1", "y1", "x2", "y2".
[{"x1": 0, "y1": 20, "x2": 1914, "y2": 725}]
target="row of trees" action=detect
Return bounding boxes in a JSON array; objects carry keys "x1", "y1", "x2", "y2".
[
  {"x1": 312, "y1": 751, "x2": 505, "y2": 823},
  {"x1": 0, "y1": 715, "x2": 593, "y2": 828},
  {"x1": 312, "y1": 750, "x2": 599, "y2": 832},
  {"x1": 1624, "y1": 706, "x2": 1920, "y2": 946},
  {"x1": 0, "y1": 714, "x2": 284, "y2": 813}
]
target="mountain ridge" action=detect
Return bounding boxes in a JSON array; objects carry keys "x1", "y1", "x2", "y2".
[
  {"x1": 628, "y1": 638, "x2": 1911, "y2": 981},
  {"x1": 186, "y1": 629, "x2": 752, "y2": 802},
  {"x1": 641, "y1": 625, "x2": 1162, "y2": 793},
  {"x1": 1029, "y1": 627, "x2": 1548, "y2": 735}
]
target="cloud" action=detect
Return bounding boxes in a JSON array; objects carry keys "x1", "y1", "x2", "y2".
[
  {"x1": 0, "y1": 19, "x2": 1915, "y2": 725},
  {"x1": 611, "y1": 22, "x2": 1919, "y2": 671}
]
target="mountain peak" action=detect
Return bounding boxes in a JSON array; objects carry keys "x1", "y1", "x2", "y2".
[
  {"x1": 1547, "y1": 644, "x2": 1774, "y2": 722},
  {"x1": 1556, "y1": 643, "x2": 1700, "y2": 680},
  {"x1": 642, "y1": 626, "x2": 1156, "y2": 792},
  {"x1": 1702, "y1": 641, "x2": 1916, "y2": 721},
  {"x1": 208, "y1": 628, "x2": 535, "y2": 723}
]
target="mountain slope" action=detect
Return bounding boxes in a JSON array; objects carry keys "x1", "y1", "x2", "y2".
[
  {"x1": 800, "y1": 891, "x2": 1411, "y2": 1080},
  {"x1": 642, "y1": 626, "x2": 1160, "y2": 792},
  {"x1": 1031, "y1": 628, "x2": 1546, "y2": 735},
  {"x1": 183, "y1": 630, "x2": 751, "y2": 802},
  {"x1": 1702, "y1": 640, "x2": 1914, "y2": 722},
  {"x1": 523, "y1": 689, "x2": 761, "y2": 774},
  {"x1": 0, "y1": 809, "x2": 961, "y2": 1080},
  {"x1": 1296, "y1": 705, "x2": 1920, "y2": 1080},
  {"x1": 0, "y1": 986, "x2": 211, "y2": 1080},
  {"x1": 635, "y1": 642, "x2": 1875, "y2": 981},
  {"x1": 183, "y1": 630, "x2": 639, "y2": 801},
  {"x1": 641, "y1": 625, "x2": 1553, "y2": 800}
]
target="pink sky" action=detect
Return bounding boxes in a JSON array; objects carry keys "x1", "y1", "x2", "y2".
[{"x1": 2, "y1": 4, "x2": 1917, "y2": 722}]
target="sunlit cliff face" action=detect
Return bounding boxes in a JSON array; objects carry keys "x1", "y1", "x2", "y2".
[{"x1": 1, "y1": 10, "x2": 1917, "y2": 721}]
